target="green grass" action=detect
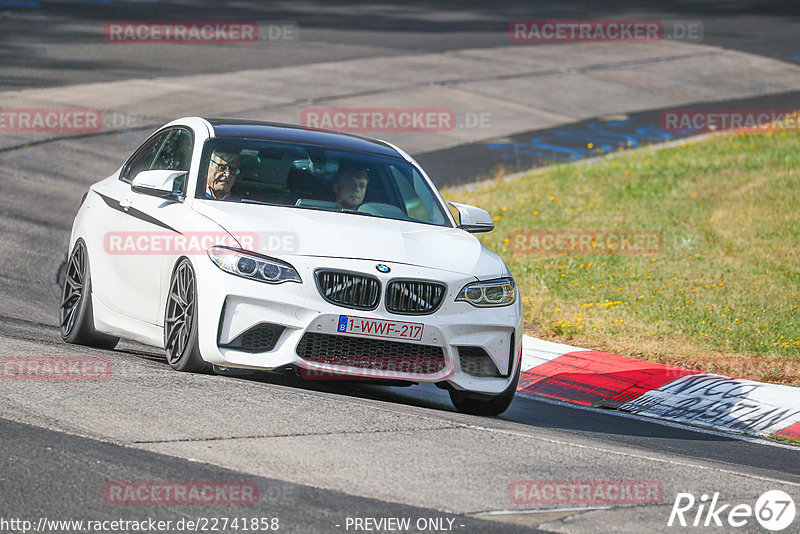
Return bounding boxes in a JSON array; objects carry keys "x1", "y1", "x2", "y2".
[
  {"x1": 771, "y1": 435, "x2": 800, "y2": 445},
  {"x1": 445, "y1": 131, "x2": 800, "y2": 385}
]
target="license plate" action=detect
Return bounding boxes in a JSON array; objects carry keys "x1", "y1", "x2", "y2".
[{"x1": 337, "y1": 315, "x2": 424, "y2": 341}]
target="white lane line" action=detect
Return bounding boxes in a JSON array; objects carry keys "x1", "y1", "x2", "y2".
[
  {"x1": 474, "y1": 506, "x2": 613, "y2": 515},
  {"x1": 462, "y1": 421, "x2": 800, "y2": 488}
]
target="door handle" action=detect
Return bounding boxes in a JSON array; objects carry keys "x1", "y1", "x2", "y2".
[{"x1": 120, "y1": 198, "x2": 132, "y2": 211}]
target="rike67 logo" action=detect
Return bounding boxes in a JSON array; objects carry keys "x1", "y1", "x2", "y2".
[{"x1": 668, "y1": 490, "x2": 795, "y2": 531}]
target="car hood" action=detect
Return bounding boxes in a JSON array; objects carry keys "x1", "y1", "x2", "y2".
[{"x1": 192, "y1": 201, "x2": 508, "y2": 278}]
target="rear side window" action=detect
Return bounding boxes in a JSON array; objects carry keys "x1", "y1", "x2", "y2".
[
  {"x1": 120, "y1": 128, "x2": 194, "y2": 184},
  {"x1": 120, "y1": 131, "x2": 170, "y2": 183},
  {"x1": 152, "y1": 129, "x2": 193, "y2": 172}
]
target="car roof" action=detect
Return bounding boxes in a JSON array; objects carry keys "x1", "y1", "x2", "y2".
[{"x1": 204, "y1": 118, "x2": 402, "y2": 158}]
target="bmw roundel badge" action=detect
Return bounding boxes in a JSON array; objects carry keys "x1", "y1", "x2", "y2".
[{"x1": 376, "y1": 264, "x2": 391, "y2": 273}]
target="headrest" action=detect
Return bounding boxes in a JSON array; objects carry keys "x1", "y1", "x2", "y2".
[{"x1": 286, "y1": 166, "x2": 315, "y2": 194}]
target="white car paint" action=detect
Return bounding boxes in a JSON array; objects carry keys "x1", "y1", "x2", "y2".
[{"x1": 65, "y1": 117, "x2": 522, "y2": 410}]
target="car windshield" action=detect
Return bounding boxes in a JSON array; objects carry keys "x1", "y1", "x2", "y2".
[{"x1": 197, "y1": 138, "x2": 451, "y2": 227}]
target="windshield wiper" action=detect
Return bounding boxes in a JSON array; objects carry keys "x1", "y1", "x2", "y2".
[
  {"x1": 239, "y1": 200, "x2": 377, "y2": 218},
  {"x1": 240, "y1": 199, "x2": 283, "y2": 206},
  {"x1": 340, "y1": 208, "x2": 377, "y2": 217}
]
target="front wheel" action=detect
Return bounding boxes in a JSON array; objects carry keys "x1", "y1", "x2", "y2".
[
  {"x1": 59, "y1": 240, "x2": 119, "y2": 350},
  {"x1": 449, "y1": 359, "x2": 521, "y2": 416},
  {"x1": 164, "y1": 259, "x2": 210, "y2": 373}
]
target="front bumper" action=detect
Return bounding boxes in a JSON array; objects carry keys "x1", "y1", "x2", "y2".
[{"x1": 192, "y1": 255, "x2": 522, "y2": 395}]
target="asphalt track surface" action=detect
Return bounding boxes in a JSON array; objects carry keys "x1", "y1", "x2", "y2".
[
  {"x1": 1, "y1": 1, "x2": 800, "y2": 532},
  {"x1": 418, "y1": 88, "x2": 800, "y2": 187},
  {"x1": 1, "y1": 0, "x2": 799, "y2": 90},
  {"x1": 0, "y1": 418, "x2": 537, "y2": 533}
]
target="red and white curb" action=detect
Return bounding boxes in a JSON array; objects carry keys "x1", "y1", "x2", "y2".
[{"x1": 518, "y1": 335, "x2": 800, "y2": 440}]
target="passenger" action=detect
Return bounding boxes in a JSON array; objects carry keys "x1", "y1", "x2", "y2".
[
  {"x1": 206, "y1": 151, "x2": 240, "y2": 200},
  {"x1": 333, "y1": 160, "x2": 370, "y2": 209}
]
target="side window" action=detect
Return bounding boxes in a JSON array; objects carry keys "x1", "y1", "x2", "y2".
[
  {"x1": 152, "y1": 129, "x2": 193, "y2": 194},
  {"x1": 152, "y1": 129, "x2": 193, "y2": 172},
  {"x1": 121, "y1": 131, "x2": 170, "y2": 183}
]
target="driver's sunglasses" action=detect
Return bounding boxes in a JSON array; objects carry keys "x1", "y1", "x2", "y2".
[{"x1": 211, "y1": 158, "x2": 240, "y2": 175}]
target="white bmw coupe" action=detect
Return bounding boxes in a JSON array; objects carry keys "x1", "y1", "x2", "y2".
[{"x1": 60, "y1": 117, "x2": 522, "y2": 415}]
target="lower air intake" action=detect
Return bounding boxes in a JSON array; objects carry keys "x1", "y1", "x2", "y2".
[
  {"x1": 220, "y1": 323, "x2": 284, "y2": 353},
  {"x1": 296, "y1": 332, "x2": 445, "y2": 374},
  {"x1": 457, "y1": 346, "x2": 503, "y2": 378}
]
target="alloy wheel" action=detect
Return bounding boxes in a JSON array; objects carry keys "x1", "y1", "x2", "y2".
[
  {"x1": 165, "y1": 261, "x2": 196, "y2": 364},
  {"x1": 60, "y1": 242, "x2": 86, "y2": 335}
]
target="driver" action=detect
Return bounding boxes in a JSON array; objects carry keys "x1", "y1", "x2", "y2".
[
  {"x1": 333, "y1": 160, "x2": 370, "y2": 209},
  {"x1": 206, "y1": 151, "x2": 240, "y2": 200}
]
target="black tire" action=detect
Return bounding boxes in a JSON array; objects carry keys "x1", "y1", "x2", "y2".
[
  {"x1": 449, "y1": 357, "x2": 521, "y2": 416},
  {"x1": 59, "y1": 240, "x2": 120, "y2": 350},
  {"x1": 164, "y1": 259, "x2": 211, "y2": 373}
]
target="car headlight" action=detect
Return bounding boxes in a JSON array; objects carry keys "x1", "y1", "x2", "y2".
[
  {"x1": 207, "y1": 246, "x2": 301, "y2": 284},
  {"x1": 456, "y1": 277, "x2": 516, "y2": 307}
]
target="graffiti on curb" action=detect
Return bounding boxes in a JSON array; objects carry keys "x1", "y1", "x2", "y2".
[{"x1": 619, "y1": 375, "x2": 800, "y2": 436}]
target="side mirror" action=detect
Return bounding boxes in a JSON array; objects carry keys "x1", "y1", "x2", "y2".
[
  {"x1": 448, "y1": 201, "x2": 494, "y2": 233},
  {"x1": 131, "y1": 170, "x2": 187, "y2": 202}
]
